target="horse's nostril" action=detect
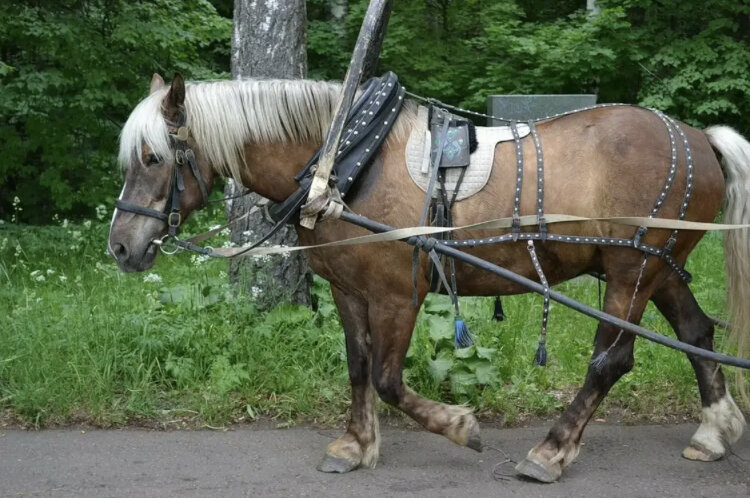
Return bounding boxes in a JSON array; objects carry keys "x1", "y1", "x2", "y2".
[{"x1": 112, "y1": 242, "x2": 129, "y2": 262}]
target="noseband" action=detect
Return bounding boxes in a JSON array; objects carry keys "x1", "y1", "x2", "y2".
[{"x1": 114, "y1": 111, "x2": 210, "y2": 253}]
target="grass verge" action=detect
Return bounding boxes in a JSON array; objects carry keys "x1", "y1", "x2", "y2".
[{"x1": 1, "y1": 214, "x2": 747, "y2": 429}]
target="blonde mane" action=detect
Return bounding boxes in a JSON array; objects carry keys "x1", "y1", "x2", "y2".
[{"x1": 119, "y1": 79, "x2": 417, "y2": 183}]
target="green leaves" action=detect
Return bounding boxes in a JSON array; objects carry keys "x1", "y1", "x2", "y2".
[
  {"x1": 413, "y1": 295, "x2": 500, "y2": 398},
  {"x1": 0, "y1": 0, "x2": 230, "y2": 223}
]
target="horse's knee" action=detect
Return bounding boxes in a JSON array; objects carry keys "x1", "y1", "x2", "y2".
[
  {"x1": 372, "y1": 368, "x2": 402, "y2": 406},
  {"x1": 618, "y1": 351, "x2": 635, "y2": 375},
  {"x1": 595, "y1": 346, "x2": 634, "y2": 385}
]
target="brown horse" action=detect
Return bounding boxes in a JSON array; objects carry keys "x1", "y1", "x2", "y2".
[{"x1": 108, "y1": 73, "x2": 749, "y2": 482}]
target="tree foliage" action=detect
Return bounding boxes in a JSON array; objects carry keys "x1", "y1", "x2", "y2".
[
  {"x1": 0, "y1": 0, "x2": 230, "y2": 223},
  {"x1": 2, "y1": 0, "x2": 749, "y2": 222}
]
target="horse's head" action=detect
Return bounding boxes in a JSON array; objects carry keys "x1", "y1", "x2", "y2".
[{"x1": 108, "y1": 73, "x2": 214, "y2": 272}]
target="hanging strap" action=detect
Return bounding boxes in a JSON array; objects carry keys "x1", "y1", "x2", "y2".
[
  {"x1": 527, "y1": 240, "x2": 550, "y2": 365},
  {"x1": 412, "y1": 109, "x2": 451, "y2": 305}
]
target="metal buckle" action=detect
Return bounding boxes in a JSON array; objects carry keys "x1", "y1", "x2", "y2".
[
  {"x1": 176, "y1": 126, "x2": 189, "y2": 142},
  {"x1": 153, "y1": 234, "x2": 180, "y2": 255},
  {"x1": 168, "y1": 211, "x2": 181, "y2": 228},
  {"x1": 175, "y1": 150, "x2": 186, "y2": 166}
]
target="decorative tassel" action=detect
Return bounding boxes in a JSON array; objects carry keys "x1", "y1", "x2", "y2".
[
  {"x1": 534, "y1": 341, "x2": 547, "y2": 366},
  {"x1": 590, "y1": 351, "x2": 609, "y2": 373},
  {"x1": 493, "y1": 296, "x2": 505, "y2": 322},
  {"x1": 454, "y1": 316, "x2": 474, "y2": 348}
]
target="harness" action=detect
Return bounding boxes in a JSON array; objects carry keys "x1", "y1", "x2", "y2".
[
  {"x1": 114, "y1": 112, "x2": 213, "y2": 252},
  {"x1": 114, "y1": 72, "x2": 709, "y2": 363},
  {"x1": 115, "y1": 72, "x2": 406, "y2": 256}
]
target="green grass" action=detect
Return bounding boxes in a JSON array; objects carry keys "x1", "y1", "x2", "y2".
[{"x1": 1, "y1": 213, "x2": 747, "y2": 429}]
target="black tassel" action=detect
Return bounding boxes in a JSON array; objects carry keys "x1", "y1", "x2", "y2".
[
  {"x1": 454, "y1": 316, "x2": 475, "y2": 348},
  {"x1": 534, "y1": 341, "x2": 547, "y2": 366},
  {"x1": 493, "y1": 296, "x2": 505, "y2": 322}
]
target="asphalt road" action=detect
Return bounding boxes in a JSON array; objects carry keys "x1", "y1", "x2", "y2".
[{"x1": 1, "y1": 422, "x2": 748, "y2": 497}]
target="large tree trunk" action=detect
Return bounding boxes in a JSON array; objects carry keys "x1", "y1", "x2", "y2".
[{"x1": 225, "y1": 0, "x2": 312, "y2": 310}]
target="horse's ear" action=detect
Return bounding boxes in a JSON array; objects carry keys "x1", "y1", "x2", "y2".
[
  {"x1": 149, "y1": 73, "x2": 165, "y2": 94},
  {"x1": 164, "y1": 73, "x2": 186, "y2": 118}
]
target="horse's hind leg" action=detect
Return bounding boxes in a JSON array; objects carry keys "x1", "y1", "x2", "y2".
[
  {"x1": 651, "y1": 276, "x2": 746, "y2": 461},
  {"x1": 516, "y1": 278, "x2": 649, "y2": 483},
  {"x1": 369, "y1": 295, "x2": 483, "y2": 452},
  {"x1": 317, "y1": 286, "x2": 380, "y2": 473}
]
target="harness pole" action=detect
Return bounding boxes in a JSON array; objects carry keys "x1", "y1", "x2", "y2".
[{"x1": 299, "y1": 0, "x2": 392, "y2": 229}]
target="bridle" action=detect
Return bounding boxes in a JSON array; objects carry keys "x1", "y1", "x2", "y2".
[{"x1": 114, "y1": 110, "x2": 210, "y2": 254}]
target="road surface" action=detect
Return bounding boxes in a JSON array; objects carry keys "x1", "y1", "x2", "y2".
[{"x1": 1, "y1": 422, "x2": 748, "y2": 497}]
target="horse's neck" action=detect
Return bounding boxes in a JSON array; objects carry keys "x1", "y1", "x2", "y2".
[{"x1": 239, "y1": 141, "x2": 320, "y2": 203}]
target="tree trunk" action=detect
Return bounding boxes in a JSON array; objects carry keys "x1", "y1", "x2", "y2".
[{"x1": 225, "y1": 0, "x2": 312, "y2": 310}]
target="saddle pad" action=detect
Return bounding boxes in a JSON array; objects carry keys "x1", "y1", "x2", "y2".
[{"x1": 406, "y1": 106, "x2": 530, "y2": 201}]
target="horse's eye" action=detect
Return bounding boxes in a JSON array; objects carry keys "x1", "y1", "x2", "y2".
[{"x1": 146, "y1": 153, "x2": 162, "y2": 166}]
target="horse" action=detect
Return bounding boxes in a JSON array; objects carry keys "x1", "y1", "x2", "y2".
[{"x1": 108, "y1": 73, "x2": 749, "y2": 482}]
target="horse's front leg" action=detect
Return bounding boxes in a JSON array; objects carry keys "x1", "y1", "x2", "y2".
[
  {"x1": 369, "y1": 294, "x2": 483, "y2": 452},
  {"x1": 317, "y1": 286, "x2": 380, "y2": 473}
]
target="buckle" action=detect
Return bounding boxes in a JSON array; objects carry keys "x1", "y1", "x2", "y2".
[
  {"x1": 175, "y1": 150, "x2": 186, "y2": 166},
  {"x1": 633, "y1": 226, "x2": 648, "y2": 248},
  {"x1": 176, "y1": 126, "x2": 189, "y2": 142},
  {"x1": 511, "y1": 214, "x2": 521, "y2": 241},
  {"x1": 664, "y1": 236, "x2": 677, "y2": 254},
  {"x1": 153, "y1": 234, "x2": 180, "y2": 255},
  {"x1": 168, "y1": 211, "x2": 181, "y2": 228}
]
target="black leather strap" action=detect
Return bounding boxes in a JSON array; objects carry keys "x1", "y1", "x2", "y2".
[{"x1": 115, "y1": 199, "x2": 168, "y2": 221}]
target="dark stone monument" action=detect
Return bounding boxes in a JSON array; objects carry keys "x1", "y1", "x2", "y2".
[{"x1": 486, "y1": 94, "x2": 597, "y2": 126}]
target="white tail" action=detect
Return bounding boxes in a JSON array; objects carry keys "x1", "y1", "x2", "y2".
[{"x1": 705, "y1": 125, "x2": 750, "y2": 407}]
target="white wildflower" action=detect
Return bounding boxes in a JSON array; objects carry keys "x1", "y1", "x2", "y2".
[
  {"x1": 190, "y1": 254, "x2": 210, "y2": 265},
  {"x1": 250, "y1": 286, "x2": 262, "y2": 299},
  {"x1": 62, "y1": 219, "x2": 69, "y2": 228},
  {"x1": 220, "y1": 228, "x2": 231, "y2": 237},
  {"x1": 46, "y1": 268, "x2": 55, "y2": 275},
  {"x1": 143, "y1": 273, "x2": 163, "y2": 283},
  {"x1": 72, "y1": 231, "x2": 82, "y2": 241},
  {"x1": 0, "y1": 219, "x2": 5, "y2": 225},
  {"x1": 95, "y1": 204, "x2": 107, "y2": 220},
  {"x1": 59, "y1": 275, "x2": 68, "y2": 282},
  {"x1": 13, "y1": 196, "x2": 20, "y2": 205},
  {"x1": 83, "y1": 220, "x2": 92, "y2": 230},
  {"x1": 30, "y1": 270, "x2": 45, "y2": 282}
]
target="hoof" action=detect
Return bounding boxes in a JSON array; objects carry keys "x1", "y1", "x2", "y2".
[
  {"x1": 682, "y1": 443, "x2": 723, "y2": 462},
  {"x1": 515, "y1": 457, "x2": 562, "y2": 483},
  {"x1": 316, "y1": 454, "x2": 360, "y2": 474},
  {"x1": 467, "y1": 422, "x2": 483, "y2": 452}
]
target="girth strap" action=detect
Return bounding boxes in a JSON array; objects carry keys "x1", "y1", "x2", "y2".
[{"x1": 413, "y1": 109, "x2": 451, "y2": 305}]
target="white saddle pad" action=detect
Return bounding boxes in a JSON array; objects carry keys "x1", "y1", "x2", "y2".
[{"x1": 405, "y1": 106, "x2": 530, "y2": 200}]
